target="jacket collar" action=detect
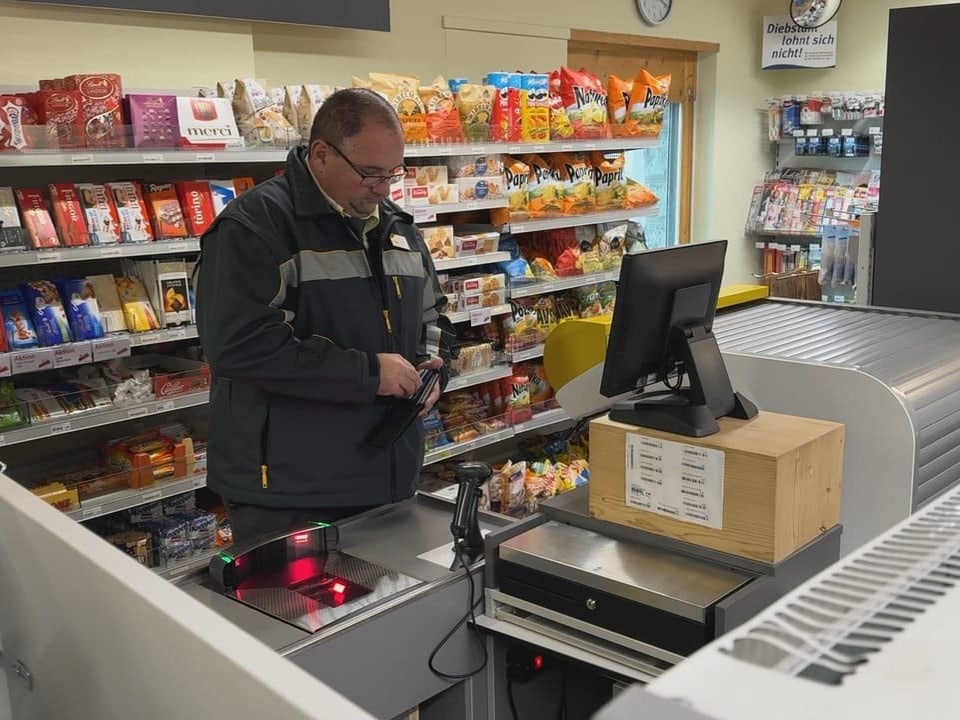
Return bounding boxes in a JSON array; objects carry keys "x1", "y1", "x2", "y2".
[{"x1": 286, "y1": 146, "x2": 414, "y2": 225}]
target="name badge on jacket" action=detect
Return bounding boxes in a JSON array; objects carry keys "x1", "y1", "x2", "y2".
[{"x1": 390, "y1": 233, "x2": 411, "y2": 251}]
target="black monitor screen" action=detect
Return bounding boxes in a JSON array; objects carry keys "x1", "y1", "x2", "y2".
[{"x1": 600, "y1": 240, "x2": 727, "y2": 398}]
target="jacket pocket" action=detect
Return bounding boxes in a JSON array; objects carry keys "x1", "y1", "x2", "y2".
[{"x1": 208, "y1": 377, "x2": 270, "y2": 493}]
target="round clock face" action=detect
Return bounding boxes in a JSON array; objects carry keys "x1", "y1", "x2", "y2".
[{"x1": 637, "y1": 0, "x2": 673, "y2": 25}]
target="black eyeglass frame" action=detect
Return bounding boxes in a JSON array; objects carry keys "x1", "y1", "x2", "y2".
[{"x1": 324, "y1": 140, "x2": 407, "y2": 188}]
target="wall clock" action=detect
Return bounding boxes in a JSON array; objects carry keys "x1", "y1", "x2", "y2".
[{"x1": 636, "y1": 0, "x2": 672, "y2": 26}]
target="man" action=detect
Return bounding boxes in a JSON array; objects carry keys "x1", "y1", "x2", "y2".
[{"x1": 195, "y1": 88, "x2": 450, "y2": 545}]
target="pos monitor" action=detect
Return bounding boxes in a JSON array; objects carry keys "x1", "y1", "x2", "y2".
[{"x1": 600, "y1": 240, "x2": 757, "y2": 437}]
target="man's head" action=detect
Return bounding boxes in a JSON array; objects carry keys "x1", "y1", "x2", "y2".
[{"x1": 307, "y1": 88, "x2": 405, "y2": 218}]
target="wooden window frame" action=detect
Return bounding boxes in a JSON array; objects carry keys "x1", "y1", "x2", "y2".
[{"x1": 568, "y1": 30, "x2": 719, "y2": 245}]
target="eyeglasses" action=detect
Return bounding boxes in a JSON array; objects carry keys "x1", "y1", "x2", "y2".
[{"x1": 325, "y1": 141, "x2": 407, "y2": 188}]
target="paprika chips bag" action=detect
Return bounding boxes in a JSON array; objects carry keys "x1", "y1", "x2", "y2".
[
  {"x1": 503, "y1": 156, "x2": 531, "y2": 221},
  {"x1": 607, "y1": 75, "x2": 633, "y2": 125},
  {"x1": 559, "y1": 66, "x2": 608, "y2": 139},
  {"x1": 457, "y1": 84, "x2": 495, "y2": 142},
  {"x1": 523, "y1": 155, "x2": 563, "y2": 218},
  {"x1": 625, "y1": 179, "x2": 659, "y2": 208},
  {"x1": 551, "y1": 153, "x2": 595, "y2": 215},
  {"x1": 548, "y1": 71, "x2": 574, "y2": 140},
  {"x1": 368, "y1": 72, "x2": 428, "y2": 143},
  {"x1": 628, "y1": 70, "x2": 671, "y2": 137},
  {"x1": 418, "y1": 75, "x2": 464, "y2": 143},
  {"x1": 590, "y1": 152, "x2": 627, "y2": 209}
]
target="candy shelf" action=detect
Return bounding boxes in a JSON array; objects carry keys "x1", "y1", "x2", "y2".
[
  {"x1": 505, "y1": 345, "x2": 545, "y2": 364},
  {"x1": 0, "y1": 239, "x2": 201, "y2": 268},
  {"x1": 68, "y1": 473, "x2": 207, "y2": 522}
]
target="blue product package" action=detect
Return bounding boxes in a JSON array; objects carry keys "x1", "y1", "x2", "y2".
[
  {"x1": 19, "y1": 281, "x2": 73, "y2": 347},
  {"x1": 55, "y1": 277, "x2": 105, "y2": 341},
  {"x1": 1, "y1": 289, "x2": 38, "y2": 350}
]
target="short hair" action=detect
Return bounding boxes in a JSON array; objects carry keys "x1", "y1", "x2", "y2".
[{"x1": 309, "y1": 88, "x2": 403, "y2": 146}]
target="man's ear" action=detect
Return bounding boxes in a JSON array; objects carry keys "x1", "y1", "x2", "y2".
[{"x1": 309, "y1": 140, "x2": 329, "y2": 168}]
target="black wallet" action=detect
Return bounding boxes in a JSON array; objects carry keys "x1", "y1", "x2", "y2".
[{"x1": 365, "y1": 368, "x2": 440, "y2": 448}]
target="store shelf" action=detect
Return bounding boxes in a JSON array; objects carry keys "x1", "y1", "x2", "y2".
[
  {"x1": 403, "y1": 137, "x2": 659, "y2": 158},
  {"x1": 0, "y1": 390, "x2": 209, "y2": 447},
  {"x1": 443, "y1": 303, "x2": 512, "y2": 325},
  {"x1": 156, "y1": 546, "x2": 223, "y2": 580},
  {"x1": 0, "y1": 239, "x2": 201, "y2": 268},
  {"x1": 0, "y1": 327, "x2": 198, "y2": 378},
  {"x1": 505, "y1": 345, "x2": 545, "y2": 363},
  {"x1": 0, "y1": 137, "x2": 660, "y2": 169},
  {"x1": 68, "y1": 473, "x2": 207, "y2": 522},
  {"x1": 508, "y1": 269, "x2": 620, "y2": 299},
  {"x1": 408, "y1": 199, "x2": 507, "y2": 224},
  {"x1": 445, "y1": 365, "x2": 514, "y2": 393},
  {"x1": 423, "y1": 408, "x2": 572, "y2": 467},
  {"x1": 508, "y1": 205, "x2": 658, "y2": 235},
  {"x1": 433, "y1": 252, "x2": 511, "y2": 272}
]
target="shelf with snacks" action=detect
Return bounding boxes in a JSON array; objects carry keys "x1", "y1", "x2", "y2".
[
  {"x1": 0, "y1": 388, "x2": 209, "y2": 447},
  {"x1": 403, "y1": 137, "x2": 659, "y2": 159},
  {"x1": 408, "y1": 198, "x2": 508, "y2": 224},
  {"x1": 67, "y1": 471, "x2": 207, "y2": 522},
  {"x1": 505, "y1": 345, "x2": 546, "y2": 364},
  {"x1": 442, "y1": 303, "x2": 512, "y2": 326},
  {"x1": 507, "y1": 205, "x2": 658, "y2": 235},
  {"x1": 0, "y1": 238, "x2": 201, "y2": 268},
  {"x1": 511, "y1": 407, "x2": 570, "y2": 436},
  {"x1": 444, "y1": 364, "x2": 514, "y2": 393},
  {"x1": 508, "y1": 269, "x2": 621, "y2": 300},
  {"x1": 157, "y1": 547, "x2": 225, "y2": 580},
  {"x1": 433, "y1": 251, "x2": 511, "y2": 272}
]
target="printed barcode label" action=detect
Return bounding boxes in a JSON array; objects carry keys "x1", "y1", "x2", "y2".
[
  {"x1": 127, "y1": 406, "x2": 150, "y2": 419},
  {"x1": 50, "y1": 421, "x2": 72, "y2": 436},
  {"x1": 166, "y1": 328, "x2": 187, "y2": 340},
  {"x1": 192, "y1": 477, "x2": 206, "y2": 488},
  {"x1": 195, "y1": 153, "x2": 216, "y2": 162},
  {"x1": 141, "y1": 490, "x2": 162, "y2": 503},
  {"x1": 36, "y1": 251, "x2": 61, "y2": 263},
  {"x1": 156, "y1": 400, "x2": 175, "y2": 413},
  {"x1": 560, "y1": 144, "x2": 574, "y2": 151},
  {"x1": 98, "y1": 246, "x2": 123, "y2": 258},
  {"x1": 141, "y1": 153, "x2": 164, "y2": 163},
  {"x1": 437, "y1": 146, "x2": 453, "y2": 156},
  {"x1": 71, "y1": 154, "x2": 94, "y2": 164},
  {"x1": 166, "y1": 242, "x2": 189, "y2": 252},
  {"x1": 82, "y1": 506, "x2": 103, "y2": 519}
]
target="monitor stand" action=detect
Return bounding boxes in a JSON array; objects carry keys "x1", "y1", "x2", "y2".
[{"x1": 609, "y1": 322, "x2": 758, "y2": 437}]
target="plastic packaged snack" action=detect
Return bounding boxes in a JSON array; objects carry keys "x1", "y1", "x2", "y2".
[
  {"x1": 551, "y1": 153, "x2": 596, "y2": 214},
  {"x1": 548, "y1": 71, "x2": 574, "y2": 140},
  {"x1": 628, "y1": 69, "x2": 671, "y2": 137},
  {"x1": 523, "y1": 155, "x2": 563, "y2": 218},
  {"x1": 502, "y1": 156, "x2": 530, "y2": 221},
  {"x1": 591, "y1": 151, "x2": 627, "y2": 209},
  {"x1": 558, "y1": 67, "x2": 608, "y2": 139},
  {"x1": 607, "y1": 74, "x2": 633, "y2": 126},
  {"x1": 233, "y1": 78, "x2": 301, "y2": 148},
  {"x1": 369, "y1": 72, "x2": 428, "y2": 144},
  {"x1": 419, "y1": 75, "x2": 464, "y2": 143},
  {"x1": 20, "y1": 280, "x2": 72, "y2": 346},
  {"x1": 56, "y1": 277, "x2": 105, "y2": 341},
  {"x1": 456, "y1": 84, "x2": 495, "y2": 142}
]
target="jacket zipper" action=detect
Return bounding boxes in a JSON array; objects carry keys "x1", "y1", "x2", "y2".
[{"x1": 260, "y1": 402, "x2": 271, "y2": 489}]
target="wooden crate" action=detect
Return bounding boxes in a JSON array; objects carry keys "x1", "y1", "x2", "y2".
[{"x1": 589, "y1": 411, "x2": 844, "y2": 564}]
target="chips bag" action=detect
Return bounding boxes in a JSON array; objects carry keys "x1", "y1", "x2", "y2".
[
  {"x1": 607, "y1": 75, "x2": 633, "y2": 125},
  {"x1": 487, "y1": 72, "x2": 522, "y2": 143},
  {"x1": 548, "y1": 71, "x2": 575, "y2": 140},
  {"x1": 551, "y1": 153, "x2": 596, "y2": 215},
  {"x1": 457, "y1": 84, "x2": 495, "y2": 142},
  {"x1": 625, "y1": 179, "x2": 660, "y2": 208},
  {"x1": 368, "y1": 72, "x2": 428, "y2": 143},
  {"x1": 628, "y1": 69, "x2": 671, "y2": 137},
  {"x1": 418, "y1": 75, "x2": 464, "y2": 143},
  {"x1": 503, "y1": 156, "x2": 531, "y2": 221},
  {"x1": 591, "y1": 151, "x2": 627, "y2": 209},
  {"x1": 523, "y1": 155, "x2": 563, "y2": 218},
  {"x1": 559, "y1": 67, "x2": 608, "y2": 139}
]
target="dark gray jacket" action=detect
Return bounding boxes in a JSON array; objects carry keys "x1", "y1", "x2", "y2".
[{"x1": 195, "y1": 147, "x2": 449, "y2": 509}]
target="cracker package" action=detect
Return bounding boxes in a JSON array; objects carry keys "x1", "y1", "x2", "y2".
[
  {"x1": 15, "y1": 189, "x2": 60, "y2": 249},
  {"x1": 76, "y1": 184, "x2": 122, "y2": 245},
  {"x1": 559, "y1": 67, "x2": 608, "y2": 139},
  {"x1": 1, "y1": 289, "x2": 39, "y2": 349},
  {"x1": 551, "y1": 153, "x2": 596, "y2": 214},
  {"x1": 628, "y1": 70, "x2": 671, "y2": 137},
  {"x1": 523, "y1": 155, "x2": 563, "y2": 217},
  {"x1": 297, "y1": 84, "x2": 333, "y2": 140},
  {"x1": 419, "y1": 75, "x2": 464, "y2": 143},
  {"x1": 49, "y1": 183, "x2": 91, "y2": 247},
  {"x1": 368, "y1": 72, "x2": 428, "y2": 144},
  {"x1": 548, "y1": 71, "x2": 575, "y2": 140},
  {"x1": 107, "y1": 182, "x2": 154, "y2": 243},
  {"x1": 233, "y1": 78, "x2": 301, "y2": 148},
  {"x1": 502, "y1": 156, "x2": 531, "y2": 221},
  {"x1": 457, "y1": 84, "x2": 495, "y2": 142},
  {"x1": 591, "y1": 152, "x2": 627, "y2": 209},
  {"x1": 20, "y1": 280, "x2": 73, "y2": 347}
]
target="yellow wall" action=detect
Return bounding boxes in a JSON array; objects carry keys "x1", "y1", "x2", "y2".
[{"x1": 0, "y1": 0, "x2": 944, "y2": 282}]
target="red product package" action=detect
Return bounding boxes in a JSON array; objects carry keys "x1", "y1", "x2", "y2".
[
  {"x1": 0, "y1": 96, "x2": 37, "y2": 151},
  {"x1": 76, "y1": 183, "x2": 122, "y2": 245},
  {"x1": 232, "y1": 177, "x2": 256, "y2": 196},
  {"x1": 106, "y1": 182, "x2": 154, "y2": 243},
  {"x1": 33, "y1": 91, "x2": 86, "y2": 149},
  {"x1": 15, "y1": 189, "x2": 60, "y2": 249},
  {"x1": 559, "y1": 67, "x2": 608, "y2": 139},
  {"x1": 175, "y1": 181, "x2": 216, "y2": 236},
  {"x1": 49, "y1": 183, "x2": 91, "y2": 247},
  {"x1": 63, "y1": 74, "x2": 125, "y2": 148}
]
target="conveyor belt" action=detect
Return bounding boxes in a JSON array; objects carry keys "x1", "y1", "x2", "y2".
[{"x1": 715, "y1": 301, "x2": 960, "y2": 507}]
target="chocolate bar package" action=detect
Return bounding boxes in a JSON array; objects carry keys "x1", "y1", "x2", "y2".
[
  {"x1": 1, "y1": 289, "x2": 38, "y2": 350},
  {"x1": 55, "y1": 277, "x2": 105, "y2": 341},
  {"x1": 126, "y1": 94, "x2": 178, "y2": 148},
  {"x1": 233, "y1": 177, "x2": 256, "y2": 196},
  {"x1": 85, "y1": 274, "x2": 126, "y2": 333},
  {"x1": 175, "y1": 181, "x2": 215, "y2": 236},
  {"x1": 0, "y1": 96, "x2": 36, "y2": 151},
  {"x1": 49, "y1": 183, "x2": 91, "y2": 247},
  {"x1": 20, "y1": 280, "x2": 73, "y2": 347},
  {"x1": 63, "y1": 74, "x2": 125, "y2": 148},
  {"x1": 208, "y1": 179, "x2": 236, "y2": 216},
  {"x1": 0, "y1": 187, "x2": 28, "y2": 252},
  {"x1": 107, "y1": 182, "x2": 153, "y2": 243},
  {"x1": 144, "y1": 182, "x2": 187, "y2": 239},
  {"x1": 32, "y1": 90, "x2": 85, "y2": 149},
  {"x1": 15, "y1": 188, "x2": 60, "y2": 249},
  {"x1": 76, "y1": 183, "x2": 122, "y2": 245}
]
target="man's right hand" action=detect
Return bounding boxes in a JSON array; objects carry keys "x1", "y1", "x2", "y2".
[{"x1": 376, "y1": 353, "x2": 422, "y2": 398}]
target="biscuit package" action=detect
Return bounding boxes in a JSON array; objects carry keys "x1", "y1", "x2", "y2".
[{"x1": 233, "y1": 78, "x2": 301, "y2": 148}]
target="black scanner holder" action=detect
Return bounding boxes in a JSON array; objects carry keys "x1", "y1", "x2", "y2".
[{"x1": 450, "y1": 462, "x2": 491, "y2": 570}]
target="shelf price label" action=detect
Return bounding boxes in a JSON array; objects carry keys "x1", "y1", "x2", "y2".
[
  {"x1": 71, "y1": 154, "x2": 94, "y2": 165},
  {"x1": 436, "y1": 146, "x2": 454, "y2": 156},
  {"x1": 0, "y1": 354, "x2": 11, "y2": 378},
  {"x1": 469, "y1": 308, "x2": 492, "y2": 327},
  {"x1": 155, "y1": 400, "x2": 176, "y2": 413},
  {"x1": 127, "y1": 406, "x2": 150, "y2": 419},
  {"x1": 192, "y1": 476, "x2": 206, "y2": 489},
  {"x1": 166, "y1": 242, "x2": 190, "y2": 253},
  {"x1": 141, "y1": 490, "x2": 162, "y2": 503},
  {"x1": 93, "y1": 336, "x2": 132, "y2": 362},
  {"x1": 36, "y1": 251, "x2": 62, "y2": 264},
  {"x1": 98, "y1": 246, "x2": 123, "y2": 258},
  {"x1": 166, "y1": 327, "x2": 188, "y2": 340},
  {"x1": 195, "y1": 153, "x2": 216, "y2": 162},
  {"x1": 54, "y1": 342, "x2": 92, "y2": 369},
  {"x1": 49, "y1": 420, "x2": 72, "y2": 436},
  {"x1": 138, "y1": 331, "x2": 163, "y2": 345},
  {"x1": 82, "y1": 505, "x2": 103, "y2": 520},
  {"x1": 13, "y1": 349, "x2": 54, "y2": 375},
  {"x1": 141, "y1": 153, "x2": 164, "y2": 163},
  {"x1": 413, "y1": 207, "x2": 437, "y2": 224}
]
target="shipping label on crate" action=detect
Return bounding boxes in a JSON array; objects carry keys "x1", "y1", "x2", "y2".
[{"x1": 624, "y1": 433, "x2": 725, "y2": 529}]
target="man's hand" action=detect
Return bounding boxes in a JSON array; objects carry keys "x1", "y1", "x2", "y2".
[
  {"x1": 376, "y1": 353, "x2": 422, "y2": 398},
  {"x1": 418, "y1": 356, "x2": 444, "y2": 417}
]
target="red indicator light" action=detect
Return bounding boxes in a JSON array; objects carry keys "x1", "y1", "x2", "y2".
[
  {"x1": 292, "y1": 532, "x2": 310, "y2": 544},
  {"x1": 533, "y1": 655, "x2": 544, "y2": 671},
  {"x1": 331, "y1": 592, "x2": 345, "y2": 606},
  {"x1": 332, "y1": 581, "x2": 346, "y2": 594}
]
